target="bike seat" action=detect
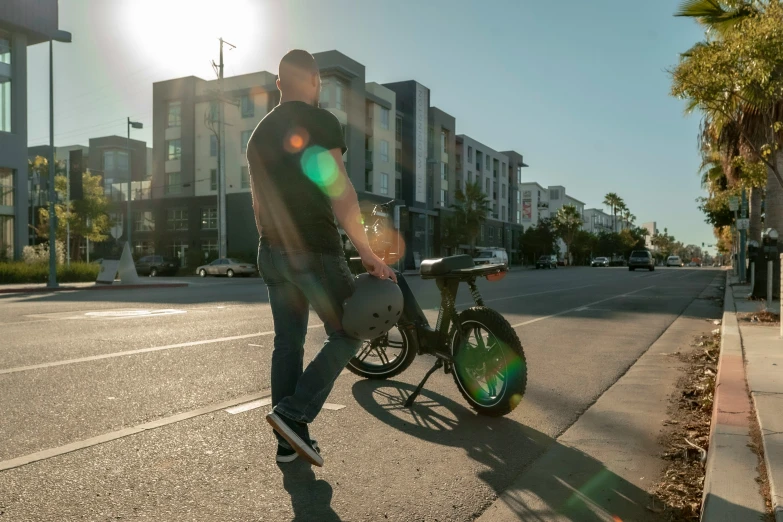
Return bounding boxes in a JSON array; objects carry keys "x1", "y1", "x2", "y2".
[{"x1": 420, "y1": 255, "x2": 474, "y2": 276}]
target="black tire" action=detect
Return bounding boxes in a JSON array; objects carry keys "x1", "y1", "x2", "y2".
[
  {"x1": 227, "y1": 269, "x2": 234, "y2": 278},
  {"x1": 346, "y1": 324, "x2": 417, "y2": 379},
  {"x1": 199, "y1": 269, "x2": 206, "y2": 277},
  {"x1": 649, "y1": 266, "x2": 654, "y2": 272},
  {"x1": 150, "y1": 267, "x2": 158, "y2": 277},
  {"x1": 451, "y1": 307, "x2": 527, "y2": 417},
  {"x1": 629, "y1": 267, "x2": 634, "y2": 271}
]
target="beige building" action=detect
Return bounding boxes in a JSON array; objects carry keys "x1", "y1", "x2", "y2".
[{"x1": 364, "y1": 82, "x2": 397, "y2": 198}]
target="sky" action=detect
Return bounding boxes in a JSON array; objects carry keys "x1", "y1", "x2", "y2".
[{"x1": 26, "y1": 0, "x2": 712, "y2": 250}]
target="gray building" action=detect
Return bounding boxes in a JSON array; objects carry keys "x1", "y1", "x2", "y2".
[{"x1": 0, "y1": 0, "x2": 70, "y2": 259}]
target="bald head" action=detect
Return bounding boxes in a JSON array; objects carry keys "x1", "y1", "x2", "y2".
[{"x1": 277, "y1": 50, "x2": 320, "y2": 105}]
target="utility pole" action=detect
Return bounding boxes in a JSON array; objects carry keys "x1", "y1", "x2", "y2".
[
  {"x1": 47, "y1": 40, "x2": 58, "y2": 288},
  {"x1": 127, "y1": 118, "x2": 143, "y2": 252},
  {"x1": 212, "y1": 37, "x2": 235, "y2": 259}
]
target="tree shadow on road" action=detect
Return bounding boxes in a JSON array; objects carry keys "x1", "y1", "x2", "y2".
[
  {"x1": 278, "y1": 459, "x2": 342, "y2": 522},
  {"x1": 352, "y1": 379, "x2": 665, "y2": 522}
]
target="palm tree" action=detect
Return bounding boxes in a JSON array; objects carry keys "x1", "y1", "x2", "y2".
[
  {"x1": 451, "y1": 180, "x2": 491, "y2": 251},
  {"x1": 615, "y1": 199, "x2": 627, "y2": 232},
  {"x1": 554, "y1": 204, "x2": 583, "y2": 265},
  {"x1": 603, "y1": 193, "x2": 622, "y2": 233}
]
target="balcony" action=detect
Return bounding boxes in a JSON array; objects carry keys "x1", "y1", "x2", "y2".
[{"x1": 365, "y1": 150, "x2": 373, "y2": 171}]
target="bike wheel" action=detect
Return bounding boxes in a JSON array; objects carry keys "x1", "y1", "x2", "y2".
[
  {"x1": 451, "y1": 307, "x2": 527, "y2": 417},
  {"x1": 346, "y1": 324, "x2": 417, "y2": 379}
]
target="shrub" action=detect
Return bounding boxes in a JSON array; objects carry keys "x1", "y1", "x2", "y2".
[
  {"x1": 22, "y1": 240, "x2": 65, "y2": 265},
  {"x1": 0, "y1": 261, "x2": 100, "y2": 284}
]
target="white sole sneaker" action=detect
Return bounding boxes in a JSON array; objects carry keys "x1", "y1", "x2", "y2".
[
  {"x1": 266, "y1": 412, "x2": 324, "y2": 467},
  {"x1": 276, "y1": 440, "x2": 320, "y2": 463}
]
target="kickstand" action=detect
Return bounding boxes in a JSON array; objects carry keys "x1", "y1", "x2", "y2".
[{"x1": 404, "y1": 359, "x2": 444, "y2": 408}]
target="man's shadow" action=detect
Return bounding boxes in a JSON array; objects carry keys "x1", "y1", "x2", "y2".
[{"x1": 278, "y1": 460, "x2": 341, "y2": 522}]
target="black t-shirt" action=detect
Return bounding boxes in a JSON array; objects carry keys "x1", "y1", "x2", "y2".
[{"x1": 247, "y1": 101, "x2": 347, "y2": 255}]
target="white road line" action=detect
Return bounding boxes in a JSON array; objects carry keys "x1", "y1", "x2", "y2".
[
  {"x1": 0, "y1": 324, "x2": 324, "y2": 376},
  {"x1": 510, "y1": 286, "x2": 655, "y2": 328},
  {"x1": 225, "y1": 398, "x2": 345, "y2": 414},
  {"x1": 0, "y1": 390, "x2": 271, "y2": 472}
]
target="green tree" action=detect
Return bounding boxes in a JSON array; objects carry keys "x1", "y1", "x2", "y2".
[
  {"x1": 521, "y1": 219, "x2": 558, "y2": 264},
  {"x1": 554, "y1": 204, "x2": 582, "y2": 265},
  {"x1": 36, "y1": 170, "x2": 112, "y2": 261},
  {"x1": 450, "y1": 180, "x2": 490, "y2": 250},
  {"x1": 571, "y1": 230, "x2": 598, "y2": 265},
  {"x1": 440, "y1": 214, "x2": 464, "y2": 254}
]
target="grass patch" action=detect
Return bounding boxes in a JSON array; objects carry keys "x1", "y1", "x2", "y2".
[{"x1": 0, "y1": 262, "x2": 100, "y2": 284}]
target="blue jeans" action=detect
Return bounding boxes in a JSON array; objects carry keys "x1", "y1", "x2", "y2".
[{"x1": 257, "y1": 241, "x2": 362, "y2": 438}]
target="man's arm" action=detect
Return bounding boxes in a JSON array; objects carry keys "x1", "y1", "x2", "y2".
[{"x1": 328, "y1": 149, "x2": 397, "y2": 282}]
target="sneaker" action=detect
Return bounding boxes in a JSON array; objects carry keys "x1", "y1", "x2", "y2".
[
  {"x1": 266, "y1": 411, "x2": 324, "y2": 467},
  {"x1": 276, "y1": 439, "x2": 320, "y2": 463}
]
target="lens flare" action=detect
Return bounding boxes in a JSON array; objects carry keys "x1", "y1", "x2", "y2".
[
  {"x1": 284, "y1": 127, "x2": 309, "y2": 154},
  {"x1": 300, "y1": 145, "x2": 346, "y2": 197},
  {"x1": 455, "y1": 335, "x2": 526, "y2": 405}
]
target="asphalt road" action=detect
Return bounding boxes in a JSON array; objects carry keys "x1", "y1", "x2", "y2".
[{"x1": 0, "y1": 266, "x2": 723, "y2": 521}]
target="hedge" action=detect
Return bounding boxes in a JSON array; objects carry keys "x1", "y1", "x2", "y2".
[{"x1": 0, "y1": 262, "x2": 101, "y2": 285}]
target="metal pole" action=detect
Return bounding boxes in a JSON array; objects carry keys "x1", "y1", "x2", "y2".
[
  {"x1": 750, "y1": 261, "x2": 755, "y2": 296},
  {"x1": 47, "y1": 40, "x2": 58, "y2": 288},
  {"x1": 126, "y1": 118, "x2": 132, "y2": 251},
  {"x1": 66, "y1": 156, "x2": 70, "y2": 267},
  {"x1": 740, "y1": 188, "x2": 747, "y2": 283},
  {"x1": 767, "y1": 259, "x2": 773, "y2": 313},
  {"x1": 217, "y1": 38, "x2": 228, "y2": 259},
  {"x1": 780, "y1": 254, "x2": 782, "y2": 338}
]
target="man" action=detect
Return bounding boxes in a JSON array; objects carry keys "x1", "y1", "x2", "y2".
[{"x1": 246, "y1": 49, "x2": 397, "y2": 467}]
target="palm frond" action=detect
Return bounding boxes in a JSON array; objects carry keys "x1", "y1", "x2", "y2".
[{"x1": 675, "y1": 0, "x2": 756, "y2": 34}]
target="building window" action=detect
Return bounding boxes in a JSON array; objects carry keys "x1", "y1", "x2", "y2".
[
  {"x1": 209, "y1": 101, "x2": 218, "y2": 123},
  {"x1": 102, "y1": 150, "x2": 129, "y2": 181},
  {"x1": 240, "y1": 166, "x2": 250, "y2": 189},
  {"x1": 210, "y1": 169, "x2": 217, "y2": 191},
  {"x1": 133, "y1": 210, "x2": 154, "y2": 232},
  {"x1": 489, "y1": 226, "x2": 495, "y2": 239},
  {"x1": 169, "y1": 240, "x2": 188, "y2": 267},
  {"x1": 167, "y1": 139, "x2": 182, "y2": 161},
  {"x1": 167, "y1": 208, "x2": 188, "y2": 231},
  {"x1": 517, "y1": 166, "x2": 522, "y2": 184},
  {"x1": 209, "y1": 135, "x2": 217, "y2": 157},
  {"x1": 0, "y1": 78, "x2": 10, "y2": 133},
  {"x1": 516, "y1": 210, "x2": 521, "y2": 224},
  {"x1": 202, "y1": 240, "x2": 218, "y2": 259},
  {"x1": 486, "y1": 155, "x2": 491, "y2": 170},
  {"x1": 335, "y1": 81, "x2": 344, "y2": 110},
  {"x1": 441, "y1": 130, "x2": 448, "y2": 155},
  {"x1": 1, "y1": 214, "x2": 14, "y2": 258},
  {"x1": 365, "y1": 171, "x2": 373, "y2": 192},
  {"x1": 550, "y1": 189, "x2": 560, "y2": 200},
  {"x1": 381, "y1": 173, "x2": 389, "y2": 195},
  {"x1": 165, "y1": 172, "x2": 182, "y2": 195},
  {"x1": 467, "y1": 146, "x2": 473, "y2": 162},
  {"x1": 380, "y1": 107, "x2": 390, "y2": 130},
  {"x1": 395, "y1": 178, "x2": 402, "y2": 199},
  {"x1": 395, "y1": 148, "x2": 401, "y2": 173},
  {"x1": 240, "y1": 95, "x2": 254, "y2": 118},
  {"x1": 440, "y1": 163, "x2": 447, "y2": 180},
  {"x1": 167, "y1": 101, "x2": 181, "y2": 127},
  {"x1": 440, "y1": 189, "x2": 447, "y2": 207},
  {"x1": 395, "y1": 116, "x2": 402, "y2": 141},
  {"x1": 502, "y1": 185, "x2": 506, "y2": 198},
  {"x1": 0, "y1": 34, "x2": 10, "y2": 64},
  {"x1": 456, "y1": 179, "x2": 462, "y2": 192},
  {"x1": 502, "y1": 207, "x2": 506, "y2": 221},
  {"x1": 241, "y1": 130, "x2": 252, "y2": 154},
  {"x1": 379, "y1": 140, "x2": 389, "y2": 163},
  {"x1": 201, "y1": 208, "x2": 217, "y2": 230},
  {"x1": 467, "y1": 171, "x2": 472, "y2": 183},
  {"x1": 485, "y1": 178, "x2": 490, "y2": 194}
]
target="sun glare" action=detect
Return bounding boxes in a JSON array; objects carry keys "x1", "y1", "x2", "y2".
[{"x1": 118, "y1": 0, "x2": 260, "y2": 73}]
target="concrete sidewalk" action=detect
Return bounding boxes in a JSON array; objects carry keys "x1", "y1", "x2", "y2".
[
  {"x1": 702, "y1": 274, "x2": 782, "y2": 521},
  {"x1": 0, "y1": 279, "x2": 188, "y2": 294},
  {"x1": 732, "y1": 278, "x2": 783, "y2": 522}
]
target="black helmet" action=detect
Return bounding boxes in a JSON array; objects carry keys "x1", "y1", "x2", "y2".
[{"x1": 342, "y1": 273, "x2": 404, "y2": 340}]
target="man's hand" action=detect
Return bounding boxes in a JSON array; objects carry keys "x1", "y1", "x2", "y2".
[{"x1": 359, "y1": 248, "x2": 398, "y2": 283}]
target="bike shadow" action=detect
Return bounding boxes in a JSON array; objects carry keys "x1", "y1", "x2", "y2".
[
  {"x1": 277, "y1": 460, "x2": 342, "y2": 522},
  {"x1": 351, "y1": 379, "x2": 666, "y2": 522}
]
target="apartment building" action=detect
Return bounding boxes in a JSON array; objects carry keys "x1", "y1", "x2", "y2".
[
  {"x1": 1, "y1": 0, "x2": 70, "y2": 259},
  {"x1": 642, "y1": 221, "x2": 657, "y2": 248},
  {"x1": 583, "y1": 208, "x2": 614, "y2": 235}
]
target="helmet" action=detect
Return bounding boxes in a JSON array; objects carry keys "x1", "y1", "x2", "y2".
[{"x1": 342, "y1": 273, "x2": 404, "y2": 340}]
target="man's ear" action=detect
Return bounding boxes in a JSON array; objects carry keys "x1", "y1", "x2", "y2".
[{"x1": 276, "y1": 78, "x2": 281, "y2": 90}]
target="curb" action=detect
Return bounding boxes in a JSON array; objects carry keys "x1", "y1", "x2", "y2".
[
  {"x1": 701, "y1": 273, "x2": 767, "y2": 521},
  {"x1": 0, "y1": 282, "x2": 189, "y2": 294}
]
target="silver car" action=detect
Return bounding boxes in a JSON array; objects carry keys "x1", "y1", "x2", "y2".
[{"x1": 196, "y1": 258, "x2": 256, "y2": 278}]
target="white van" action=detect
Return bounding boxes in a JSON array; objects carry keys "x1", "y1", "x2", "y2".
[{"x1": 473, "y1": 248, "x2": 509, "y2": 268}]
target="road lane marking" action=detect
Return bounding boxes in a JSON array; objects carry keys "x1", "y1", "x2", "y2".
[
  {"x1": 510, "y1": 286, "x2": 655, "y2": 328},
  {"x1": 225, "y1": 398, "x2": 345, "y2": 415},
  {"x1": 426, "y1": 283, "x2": 598, "y2": 310},
  {"x1": 0, "y1": 390, "x2": 272, "y2": 472},
  {"x1": 83, "y1": 309, "x2": 187, "y2": 319},
  {"x1": 0, "y1": 324, "x2": 324, "y2": 376}
]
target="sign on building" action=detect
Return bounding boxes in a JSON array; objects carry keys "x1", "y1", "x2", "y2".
[{"x1": 414, "y1": 83, "x2": 428, "y2": 204}]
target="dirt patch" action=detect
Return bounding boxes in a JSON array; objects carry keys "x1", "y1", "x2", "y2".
[
  {"x1": 649, "y1": 332, "x2": 718, "y2": 521},
  {"x1": 737, "y1": 311, "x2": 781, "y2": 326},
  {"x1": 748, "y1": 397, "x2": 775, "y2": 521}
]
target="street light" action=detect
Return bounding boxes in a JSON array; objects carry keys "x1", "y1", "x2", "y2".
[{"x1": 127, "y1": 118, "x2": 143, "y2": 250}]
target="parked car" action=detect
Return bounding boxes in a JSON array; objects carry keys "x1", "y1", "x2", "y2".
[
  {"x1": 196, "y1": 258, "x2": 257, "y2": 278},
  {"x1": 536, "y1": 255, "x2": 558, "y2": 269},
  {"x1": 687, "y1": 261, "x2": 700, "y2": 267},
  {"x1": 591, "y1": 257, "x2": 609, "y2": 267},
  {"x1": 473, "y1": 248, "x2": 509, "y2": 268},
  {"x1": 628, "y1": 250, "x2": 655, "y2": 271},
  {"x1": 135, "y1": 255, "x2": 180, "y2": 277},
  {"x1": 667, "y1": 256, "x2": 684, "y2": 267}
]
